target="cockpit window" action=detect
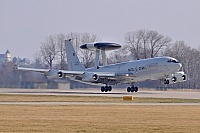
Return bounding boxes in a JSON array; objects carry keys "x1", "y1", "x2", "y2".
[{"x1": 167, "y1": 59, "x2": 179, "y2": 63}]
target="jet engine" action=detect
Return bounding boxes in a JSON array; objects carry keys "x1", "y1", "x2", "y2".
[
  {"x1": 173, "y1": 71, "x2": 187, "y2": 82},
  {"x1": 82, "y1": 72, "x2": 99, "y2": 82},
  {"x1": 162, "y1": 71, "x2": 187, "y2": 84},
  {"x1": 162, "y1": 78, "x2": 174, "y2": 84},
  {"x1": 57, "y1": 71, "x2": 64, "y2": 78},
  {"x1": 47, "y1": 70, "x2": 64, "y2": 79}
]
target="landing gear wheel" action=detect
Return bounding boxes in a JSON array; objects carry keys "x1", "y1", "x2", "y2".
[
  {"x1": 134, "y1": 87, "x2": 138, "y2": 92},
  {"x1": 105, "y1": 86, "x2": 108, "y2": 92},
  {"x1": 101, "y1": 86, "x2": 112, "y2": 92},
  {"x1": 108, "y1": 86, "x2": 112, "y2": 91},
  {"x1": 127, "y1": 86, "x2": 139, "y2": 93},
  {"x1": 164, "y1": 79, "x2": 169, "y2": 84},
  {"x1": 127, "y1": 87, "x2": 131, "y2": 92},
  {"x1": 101, "y1": 86, "x2": 105, "y2": 92},
  {"x1": 131, "y1": 86, "x2": 135, "y2": 92}
]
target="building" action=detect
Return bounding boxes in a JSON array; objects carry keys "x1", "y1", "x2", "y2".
[{"x1": 0, "y1": 50, "x2": 11, "y2": 63}]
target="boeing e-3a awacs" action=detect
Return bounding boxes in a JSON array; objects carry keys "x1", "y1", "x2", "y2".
[{"x1": 17, "y1": 39, "x2": 187, "y2": 92}]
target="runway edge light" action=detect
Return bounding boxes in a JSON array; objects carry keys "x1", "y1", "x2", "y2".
[{"x1": 123, "y1": 96, "x2": 134, "y2": 101}]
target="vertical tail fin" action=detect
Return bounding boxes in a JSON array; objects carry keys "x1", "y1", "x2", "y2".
[{"x1": 65, "y1": 39, "x2": 85, "y2": 71}]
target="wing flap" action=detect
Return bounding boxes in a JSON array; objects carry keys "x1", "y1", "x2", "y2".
[
  {"x1": 115, "y1": 72, "x2": 136, "y2": 77},
  {"x1": 94, "y1": 72, "x2": 115, "y2": 77},
  {"x1": 60, "y1": 70, "x2": 84, "y2": 75}
]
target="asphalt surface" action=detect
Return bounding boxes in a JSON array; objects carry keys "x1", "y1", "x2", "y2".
[
  {"x1": 0, "y1": 88, "x2": 199, "y2": 99},
  {"x1": 0, "y1": 101, "x2": 199, "y2": 106},
  {"x1": 0, "y1": 88, "x2": 199, "y2": 105}
]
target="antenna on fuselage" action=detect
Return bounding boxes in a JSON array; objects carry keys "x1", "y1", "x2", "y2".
[{"x1": 80, "y1": 42, "x2": 122, "y2": 68}]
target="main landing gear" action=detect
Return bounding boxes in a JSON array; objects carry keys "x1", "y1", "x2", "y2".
[
  {"x1": 100, "y1": 86, "x2": 138, "y2": 93},
  {"x1": 101, "y1": 86, "x2": 112, "y2": 92},
  {"x1": 127, "y1": 86, "x2": 138, "y2": 93}
]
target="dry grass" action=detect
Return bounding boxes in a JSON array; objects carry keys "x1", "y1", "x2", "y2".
[
  {"x1": 0, "y1": 94, "x2": 120, "y2": 102},
  {"x1": 0, "y1": 94, "x2": 199, "y2": 132},
  {"x1": 0, "y1": 105, "x2": 199, "y2": 133},
  {"x1": 0, "y1": 94, "x2": 200, "y2": 103}
]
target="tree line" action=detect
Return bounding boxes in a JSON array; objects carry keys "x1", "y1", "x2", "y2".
[
  {"x1": 109, "y1": 30, "x2": 200, "y2": 89},
  {"x1": 1, "y1": 29, "x2": 200, "y2": 89},
  {"x1": 33, "y1": 29, "x2": 200, "y2": 89},
  {"x1": 33, "y1": 33, "x2": 101, "y2": 69}
]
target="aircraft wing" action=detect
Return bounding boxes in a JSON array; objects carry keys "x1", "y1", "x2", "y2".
[
  {"x1": 59, "y1": 70, "x2": 84, "y2": 75},
  {"x1": 16, "y1": 67, "x2": 135, "y2": 80},
  {"x1": 60, "y1": 71, "x2": 115, "y2": 77},
  {"x1": 17, "y1": 67, "x2": 50, "y2": 73},
  {"x1": 61, "y1": 71, "x2": 135, "y2": 80},
  {"x1": 16, "y1": 67, "x2": 84, "y2": 76},
  {"x1": 92, "y1": 72, "x2": 115, "y2": 77}
]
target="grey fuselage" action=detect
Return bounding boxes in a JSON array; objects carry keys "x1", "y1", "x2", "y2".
[{"x1": 83, "y1": 56, "x2": 182, "y2": 85}]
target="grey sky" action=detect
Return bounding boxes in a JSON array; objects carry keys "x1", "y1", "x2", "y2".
[{"x1": 1, "y1": 0, "x2": 200, "y2": 60}]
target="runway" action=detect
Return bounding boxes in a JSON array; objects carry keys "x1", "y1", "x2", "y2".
[
  {"x1": 0, "y1": 101, "x2": 199, "y2": 106},
  {"x1": 0, "y1": 88, "x2": 199, "y2": 106},
  {"x1": 0, "y1": 88, "x2": 199, "y2": 99}
]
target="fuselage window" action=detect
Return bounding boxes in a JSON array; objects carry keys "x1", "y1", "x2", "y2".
[{"x1": 167, "y1": 59, "x2": 179, "y2": 63}]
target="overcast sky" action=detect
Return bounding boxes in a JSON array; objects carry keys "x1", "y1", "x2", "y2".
[{"x1": 1, "y1": 0, "x2": 200, "y2": 60}]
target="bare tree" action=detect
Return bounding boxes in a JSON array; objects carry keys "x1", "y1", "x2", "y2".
[
  {"x1": 79, "y1": 33, "x2": 101, "y2": 68},
  {"x1": 147, "y1": 30, "x2": 171, "y2": 58},
  {"x1": 37, "y1": 33, "x2": 101, "y2": 70},
  {"x1": 108, "y1": 45, "x2": 130, "y2": 64},
  {"x1": 55, "y1": 33, "x2": 67, "y2": 69},
  {"x1": 163, "y1": 41, "x2": 200, "y2": 89},
  {"x1": 32, "y1": 51, "x2": 44, "y2": 68},
  {"x1": 124, "y1": 29, "x2": 171, "y2": 60},
  {"x1": 137, "y1": 29, "x2": 150, "y2": 59},
  {"x1": 125, "y1": 31, "x2": 143, "y2": 60},
  {"x1": 40, "y1": 35, "x2": 57, "y2": 69},
  {"x1": 66, "y1": 32, "x2": 101, "y2": 68}
]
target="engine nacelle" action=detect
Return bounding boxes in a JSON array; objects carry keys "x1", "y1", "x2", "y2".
[
  {"x1": 82, "y1": 72, "x2": 99, "y2": 82},
  {"x1": 57, "y1": 71, "x2": 64, "y2": 78},
  {"x1": 47, "y1": 70, "x2": 64, "y2": 79},
  {"x1": 174, "y1": 71, "x2": 187, "y2": 82},
  {"x1": 162, "y1": 78, "x2": 175, "y2": 84},
  {"x1": 162, "y1": 71, "x2": 187, "y2": 84}
]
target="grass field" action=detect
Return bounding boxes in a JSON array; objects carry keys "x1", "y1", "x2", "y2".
[
  {"x1": 0, "y1": 94, "x2": 200, "y2": 133},
  {"x1": 0, "y1": 105, "x2": 200, "y2": 133}
]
